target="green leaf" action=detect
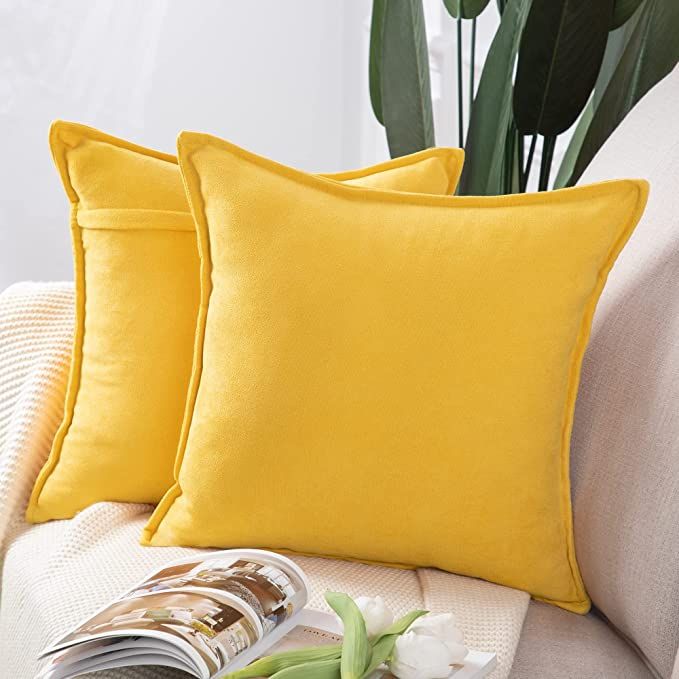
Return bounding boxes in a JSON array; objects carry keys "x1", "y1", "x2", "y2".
[
  {"x1": 271, "y1": 658, "x2": 341, "y2": 679},
  {"x1": 503, "y1": 122, "x2": 522, "y2": 194},
  {"x1": 381, "y1": 0, "x2": 435, "y2": 157},
  {"x1": 513, "y1": 0, "x2": 615, "y2": 136},
  {"x1": 369, "y1": 0, "x2": 386, "y2": 125},
  {"x1": 594, "y1": 14, "x2": 640, "y2": 109},
  {"x1": 458, "y1": 0, "x2": 533, "y2": 195},
  {"x1": 571, "y1": 0, "x2": 679, "y2": 183},
  {"x1": 553, "y1": 15, "x2": 637, "y2": 188},
  {"x1": 610, "y1": 0, "x2": 644, "y2": 29},
  {"x1": 220, "y1": 645, "x2": 342, "y2": 678},
  {"x1": 376, "y1": 610, "x2": 429, "y2": 640},
  {"x1": 361, "y1": 610, "x2": 428, "y2": 677},
  {"x1": 443, "y1": 0, "x2": 491, "y2": 19},
  {"x1": 325, "y1": 592, "x2": 370, "y2": 679},
  {"x1": 553, "y1": 98, "x2": 593, "y2": 188}
]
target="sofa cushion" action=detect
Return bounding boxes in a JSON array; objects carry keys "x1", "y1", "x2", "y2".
[
  {"x1": 510, "y1": 601, "x2": 654, "y2": 679},
  {"x1": 572, "y1": 65, "x2": 679, "y2": 677}
]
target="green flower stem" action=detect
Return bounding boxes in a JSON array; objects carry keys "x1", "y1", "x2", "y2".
[
  {"x1": 220, "y1": 645, "x2": 342, "y2": 678},
  {"x1": 271, "y1": 658, "x2": 341, "y2": 678}
]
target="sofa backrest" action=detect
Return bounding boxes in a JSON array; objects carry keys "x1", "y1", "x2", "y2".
[{"x1": 573, "y1": 64, "x2": 679, "y2": 678}]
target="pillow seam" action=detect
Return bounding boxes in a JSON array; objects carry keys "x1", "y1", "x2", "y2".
[
  {"x1": 548, "y1": 179, "x2": 648, "y2": 612},
  {"x1": 26, "y1": 205, "x2": 86, "y2": 520}
]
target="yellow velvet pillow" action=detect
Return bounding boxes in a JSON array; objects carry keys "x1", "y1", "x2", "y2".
[
  {"x1": 26, "y1": 121, "x2": 464, "y2": 523},
  {"x1": 143, "y1": 131, "x2": 648, "y2": 613}
]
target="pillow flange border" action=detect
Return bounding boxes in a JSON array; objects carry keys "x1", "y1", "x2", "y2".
[{"x1": 143, "y1": 134, "x2": 646, "y2": 616}]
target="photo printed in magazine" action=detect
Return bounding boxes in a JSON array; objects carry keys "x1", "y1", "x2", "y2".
[{"x1": 39, "y1": 549, "x2": 310, "y2": 679}]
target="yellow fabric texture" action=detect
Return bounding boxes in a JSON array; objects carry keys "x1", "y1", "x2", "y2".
[
  {"x1": 144, "y1": 131, "x2": 648, "y2": 614},
  {"x1": 26, "y1": 121, "x2": 465, "y2": 523}
]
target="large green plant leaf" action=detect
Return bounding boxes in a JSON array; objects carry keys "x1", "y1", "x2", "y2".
[
  {"x1": 381, "y1": 0, "x2": 435, "y2": 157},
  {"x1": 593, "y1": 14, "x2": 640, "y2": 109},
  {"x1": 571, "y1": 0, "x2": 679, "y2": 183},
  {"x1": 513, "y1": 0, "x2": 615, "y2": 137},
  {"x1": 443, "y1": 0, "x2": 491, "y2": 19},
  {"x1": 554, "y1": 15, "x2": 638, "y2": 188},
  {"x1": 553, "y1": 99, "x2": 593, "y2": 188},
  {"x1": 502, "y1": 122, "x2": 522, "y2": 193},
  {"x1": 369, "y1": 0, "x2": 386, "y2": 125},
  {"x1": 610, "y1": 0, "x2": 644, "y2": 29},
  {"x1": 458, "y1": 0, "x2": 532, "y2": 195}
]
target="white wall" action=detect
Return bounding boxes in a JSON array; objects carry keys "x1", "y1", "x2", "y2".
[
  {"x1": 0, "y1": 0, "x2": 503, "y2": 290},
  {"x1": 0, "y1": 0, "x2": 373, "y2": 289}
]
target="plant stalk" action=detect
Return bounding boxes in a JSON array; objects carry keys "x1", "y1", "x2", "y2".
[
  {"x1": 469, "y1": 17, "x2": 477, "y2": 120},
  {"x1": 457, "y1": 16, "x2": 464, "y2": 147},
  {"x1": 516, "y1": 131, "x2": 524, "y2": 192},
  {"x1": 521, "y1": 133, "x2": 538, "y2": 192},
  {"x1": 503, "y1": 124, "x2": 515, "y2": 194},
  {"x1": 538, "y1": 135, "x2": 557, "y2": 191}
]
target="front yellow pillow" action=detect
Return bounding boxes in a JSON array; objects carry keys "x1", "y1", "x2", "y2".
[
  {"x1": 144, "y1": 131, "x2": 648, "y2": 614},
  {"x1": 26, "y1": 121, "x2": 464, "y2": 523}
]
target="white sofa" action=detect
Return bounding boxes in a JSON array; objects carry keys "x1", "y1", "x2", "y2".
[{"x1": 1, "y1": 67, "x2": 678, "y2": 679}]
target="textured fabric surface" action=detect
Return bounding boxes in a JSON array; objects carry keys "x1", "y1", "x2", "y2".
[
  {"x1": 510, "y1": 601, "x2": 654, "y2": 679},
  {"x1": 28, "y1": 121, "x2": 464, "y2": 523},
  {"x1": 1, "y1": 509, "x2": 528, "y2": 679},
  {"x1": 572, "y1": 65, "x2": 679, "y2": 677},
  {"x1": 0, "y1": 281, "x2": 74, "y2": 548},
  {"x1": 146, "y1": 131, "x2": 649, "y2": 614},
  {"x1": 0, "y1": 282, "x2": 528, "y2": 679}
]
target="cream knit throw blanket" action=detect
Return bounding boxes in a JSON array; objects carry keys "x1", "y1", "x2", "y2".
[{"x1": 0, "y1": 282, "x2": 529, "y2": 679}]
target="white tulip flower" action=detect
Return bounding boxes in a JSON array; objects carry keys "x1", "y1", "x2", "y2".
[
  {"x1": 353, "y1": 595, "x2": 394, "y2": 638},
  {"x1": 389, "y1": 612, "x2": 468, "y2": 679},
  {"x1": 390, "y1": 631, "x2": 454, "y2": 679},
  {"x1": 408, "y1": 613, "x2": 468, "y2": 663}
]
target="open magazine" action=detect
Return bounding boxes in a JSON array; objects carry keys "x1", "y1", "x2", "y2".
[{"x1": 39, "y1": 549, "x2": 497, "y2": 679}]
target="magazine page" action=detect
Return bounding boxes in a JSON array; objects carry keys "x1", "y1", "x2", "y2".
[
  {"x1": 43, "y1": 646, "x2": 197, "y2": 679},
  {"x1": 258, "y1": 609, "x2": 343, "y2": 654},
  {"x1": 42, "y1": 636, "x2": 200, "y2": 679},
  {"x1": 39, "y1": 549, "x2": 309, "y2": 679}
]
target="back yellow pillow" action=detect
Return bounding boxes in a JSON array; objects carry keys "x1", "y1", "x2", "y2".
[
  {"x1": 143, "y1": 131, "x2": 648, "y2": 614},
  {"x1": 26, "y1": 121, "x2": 464, "y2": 523}
]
